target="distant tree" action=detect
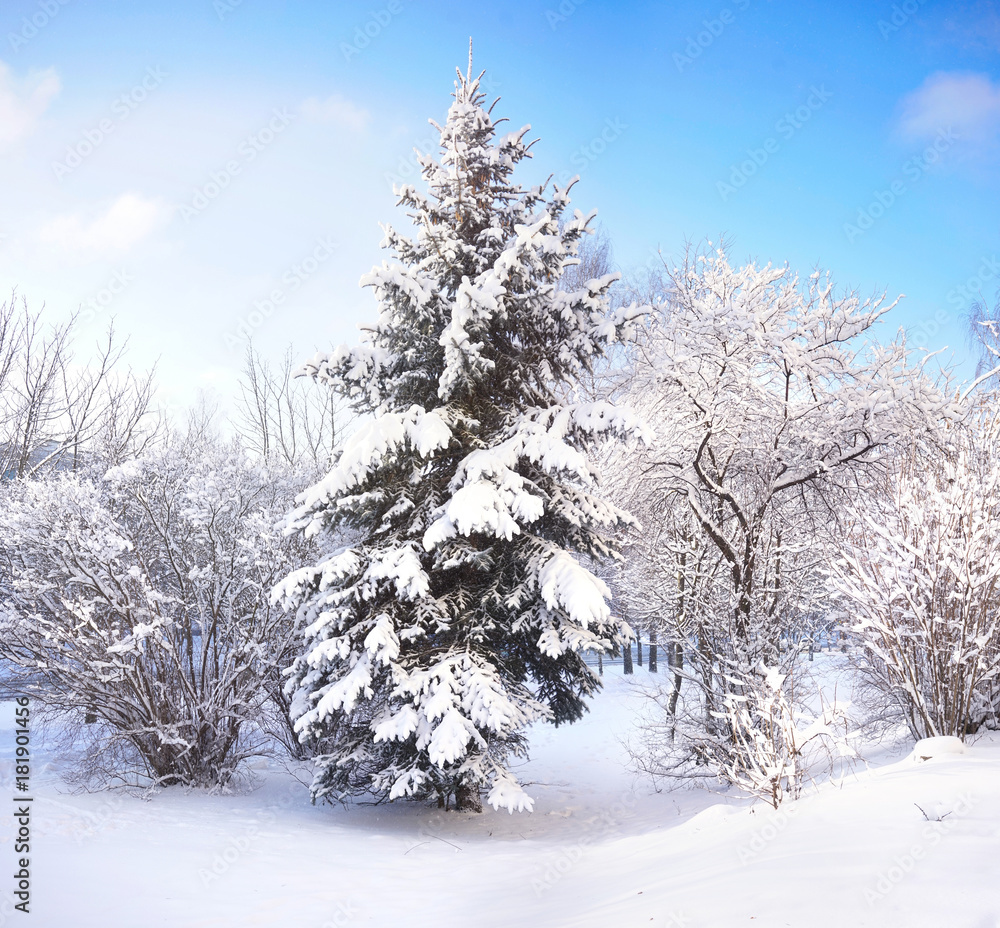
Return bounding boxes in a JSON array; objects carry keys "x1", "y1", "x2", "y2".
[
  {"x1": 234, "y1": 345, "x2": 349, "y2": 472},
  {"x1": 275, "y1": 58, "x2": 646, "y2": 812},
  {"x1": 558, "y1": 226, "x2": 614, "y2": 293},
  {"x1": 0, "y1": 291, "x2": 158, "y2": 480}
]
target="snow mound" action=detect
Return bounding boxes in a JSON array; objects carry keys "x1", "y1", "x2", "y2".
[{"x1": 912, "y1": 735, "x2": 968, "y2": 763}]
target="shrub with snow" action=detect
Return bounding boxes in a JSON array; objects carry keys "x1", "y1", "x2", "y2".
[
  {"x1": 834, "y1": 405, "x2": 1000, "y2": 741},
  {"x1": 716, "y1": 662, "x2": 856, "y2": 807},
  {"x1": 0, "y1": 430, "x2": 312, "y2": 787}
]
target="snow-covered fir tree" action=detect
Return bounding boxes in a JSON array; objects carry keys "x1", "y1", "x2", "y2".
[{"x1": 273, "y1": 55, "x2": 646, "y2": 813}]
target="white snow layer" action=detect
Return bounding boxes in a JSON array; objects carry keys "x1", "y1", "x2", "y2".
[{"x1": 4, "y1": 659, "x2": 1000, "y2": 927}]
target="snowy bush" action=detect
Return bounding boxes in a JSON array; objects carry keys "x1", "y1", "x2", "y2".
[
  {"x1": 833, "y1": 407, "x2": 1000, "y2": 740},
  {"x1": 714, "y1": 663, "x2": 855, "y2": 807},
  {"x1": 608, "y1": 245, "x2": 949, "y2": 784},
  {"x1": 0, "y1": 429, "x2": 314, "y2": 786},
  {"x1": 276, "y1": 59, "x2": 647, "y2": 812}
]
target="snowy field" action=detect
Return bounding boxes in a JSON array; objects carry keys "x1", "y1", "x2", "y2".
[{"x1": 2, "y1": 658, "x2": 998, "y2": 928}]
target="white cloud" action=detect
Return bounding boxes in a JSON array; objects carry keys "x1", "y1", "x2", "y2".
[
  {"x1": 300, "y1": 93, "x2": 370, "y2": 132},
  {"x1": 0, "y1": 61, "x2": 60, "y2": 149},
  {"x1": 37, "y1": 193, "x2": 171, "y2": 261},
  {"x1": 897, "y1": 72, "x2": 1000, "y2": 143}
]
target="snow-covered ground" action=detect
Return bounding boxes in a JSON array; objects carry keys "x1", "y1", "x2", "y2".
[{"x1": 1, "y1": 658, "x2": 998, "y2": 928}]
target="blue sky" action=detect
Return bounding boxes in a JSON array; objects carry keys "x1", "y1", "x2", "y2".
[{"x1": 1, "y1": 0, "x2": 997, "y2": 410}]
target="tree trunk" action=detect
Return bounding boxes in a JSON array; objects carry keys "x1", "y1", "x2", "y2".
[
  {"x1": 698, "y1": 629, "x2": 719, "y2": 735},
  {"x1": 597, "y1": 652, "x2": 603, "y2": 676},
  {"x1": 623, "y1": 639, "x2": 634, "y2": 675},
  {"x1": 666, "y1": 643, "x2": 683, "y2": 721},
  {"x1": 648, "y1": 628, "x2": 658, "y2": 673},
  {"x1": 455, "y1": 781, "x2": 482, "y2": 813},
  {"x1": 636, "y1": 636, "x2": 643, "y2": 668}
]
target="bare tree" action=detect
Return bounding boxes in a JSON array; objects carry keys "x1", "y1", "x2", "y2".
[
  {"x1": 967, "y1": 293, "x2": 1000, "y2": 385},
  {"x1": 0, "y1": 292, "x2": 158, "y2": 480},
  {"x1": 234, "y1": 345, "x2": 348, "y2": 471}
]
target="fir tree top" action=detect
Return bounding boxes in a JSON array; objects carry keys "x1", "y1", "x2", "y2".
[{"x1": 301, "y1": 56, "x2": 643, "y2": 418}]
